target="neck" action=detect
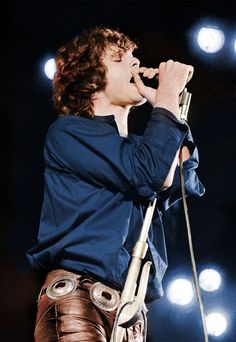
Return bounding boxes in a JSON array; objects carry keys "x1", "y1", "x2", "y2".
[
  {"x1": 113, "y1": 110, "x2": 129, "y2": 137},
  {"x1": 93, "y1": 98, "x2": 130, "y2": 137}
]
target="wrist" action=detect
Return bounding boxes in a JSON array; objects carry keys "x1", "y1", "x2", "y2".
[
  {"x1": 154, "y1": 88, "x2": 180, "y2": 118},
  {"x1": 153, "y1": 99, "x2": 180, "y2": 120}
]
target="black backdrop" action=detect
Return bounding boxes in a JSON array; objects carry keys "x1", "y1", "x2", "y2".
[{"x1": 1, "y1": 1, "x2": 236, "y2": 341}]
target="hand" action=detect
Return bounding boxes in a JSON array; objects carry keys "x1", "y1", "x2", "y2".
[
  {"x1": 132, "y1": 60, "x2": 194, "y2": 119},
  {"x1": 179, "y1": 146, "x2": 190, "y2": 164},
  {"x1": 131, "y1": 67, "x2": 157, "y2": 107}
]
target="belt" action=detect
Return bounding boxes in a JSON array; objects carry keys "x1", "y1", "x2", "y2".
[{"x1": 38, "y1": 269, "x2": 121, "y2": 312}]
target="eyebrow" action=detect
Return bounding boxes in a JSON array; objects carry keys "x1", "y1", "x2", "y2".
[
  {"x1": 105, "y1": 47, "x2": 133, "y2": 61},
  {"x1": 111, "y1": 52, "x2": 123, "y2": 58},
  {"x1": 110, "y1": 50, "x2": 123, "y2": 58}
]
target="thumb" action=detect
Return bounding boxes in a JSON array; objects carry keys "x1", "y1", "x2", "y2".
[
  {"x1": 132, "y1": 72, "x2": 156, "y2": 104},
  {"x1": 132, "y1": 72, "x2": 146, "y2": 93}
]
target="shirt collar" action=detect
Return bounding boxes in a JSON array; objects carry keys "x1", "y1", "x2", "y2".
[
  {"x1": 93, "y1": 115, "x2": 115, "y2": 124},
  {"x1": 93, "y1": 115, "x2": 119, "y2": 133}
]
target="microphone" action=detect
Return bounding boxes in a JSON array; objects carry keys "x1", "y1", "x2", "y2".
[
  {"x1": 140, "y1": 74, "x2": 158, "y2": 88},
  {"x1": 130, "y1": 74, "x2": 158, "y2": 88}
]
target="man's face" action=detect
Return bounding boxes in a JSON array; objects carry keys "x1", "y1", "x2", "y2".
[{"x1": 101, "y1": 46, "x2": 146, "y2": 108}]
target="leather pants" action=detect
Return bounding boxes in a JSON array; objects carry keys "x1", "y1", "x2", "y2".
[{"x1": 34, "y1": 269, "x2": 146, "y2": 342}]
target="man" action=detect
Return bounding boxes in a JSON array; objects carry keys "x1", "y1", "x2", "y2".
[{"x1": 27, "y1": 26, "x2": 204, "y2": 341}]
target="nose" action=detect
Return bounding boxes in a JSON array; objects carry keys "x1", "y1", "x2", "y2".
[{"x1": 131, "y1": 57, "x2": 140, "y2": 71}]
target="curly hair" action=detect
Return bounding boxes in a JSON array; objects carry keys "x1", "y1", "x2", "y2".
[{"x1": 53, "y1": 27, "x2": 137, "y2": 117}]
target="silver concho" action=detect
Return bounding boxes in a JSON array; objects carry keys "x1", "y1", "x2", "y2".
[
  {"x1": 89, "y1": 282, "x2": 120, "y2": 311},
  {"x1": 46, "y1": 277, "x2": 77, "y2": 300}
]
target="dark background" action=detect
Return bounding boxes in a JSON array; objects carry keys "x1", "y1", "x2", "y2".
[{"x1": 1, "y1": 1, "x2": 236, "y2": 341}]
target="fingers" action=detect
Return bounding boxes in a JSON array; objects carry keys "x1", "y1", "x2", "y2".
[
  {"x1": 131, "y1": 71, "x2": 156, "y2": 105},
  {"x1": 186, "y1": 65, "x2": 194, "y2": 83},
  {"x1": 138, "y1": 61, "x2": 193, "y2": 85},
  {"x1": 138, "y1": 67, "x2": 159, "y2": 79},
  {"x1": 139, "y1": 67, "x2": 147, "y2": 73},
  {"x1": 159, "y1": 60, "x2": 194, "y2": 81},
  {"x1": 157, "y1": 60, "x2": 194, "y2": 95},
  {"x1": 131, "y1": 61, "x2": 194, "y2": 108},
  {"x1": 131, "y1": 67, "x2": 159, "y2": 92},
  {"x1": 132, "y1": 72, "x2": 146, "y2": 91}
]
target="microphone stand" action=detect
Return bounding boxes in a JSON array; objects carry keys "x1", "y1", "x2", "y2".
[
  {"x1": 110, "y1": 89, "x2": 192, "y2": 342},
  {"x1": 110, "y1": 198, "x2": 156, "y2": 342}
]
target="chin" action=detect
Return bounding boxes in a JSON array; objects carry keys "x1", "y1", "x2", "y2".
[{"x1": 134, "y1": 98, "x2": 147, "y2": 107}]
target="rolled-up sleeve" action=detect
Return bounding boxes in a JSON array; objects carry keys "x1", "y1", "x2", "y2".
[{"x1": 44, "y1": 107, "x2": 191, "y2": 200}]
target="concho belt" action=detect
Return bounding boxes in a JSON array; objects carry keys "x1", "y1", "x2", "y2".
[
  {"x1": 46, "y1": 277, "x2": 77, "y2": 300},
  {"x1": 89, "y1": 282, "x2": 120, "y2": 311}
]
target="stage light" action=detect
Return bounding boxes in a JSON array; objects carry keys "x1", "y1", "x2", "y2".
[
  {"x1": 197, "y1": 27, "x2": 225, "y2": 53},
  {"x1": 199, "y1": 268, "x2": 221, "y2": 292},
  {"x1": 44, "y1": 58, "x2": 56, "y2": 80},
  {"x1": 167, "y1": 278, "x2": 194, "y2": 305},
  {"x1": 206, "y1": 312, "x2": 227, "y2": 336}
]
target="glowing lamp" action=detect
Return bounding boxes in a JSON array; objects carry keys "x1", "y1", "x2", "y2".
[
  {"x1": 44, "y1": 58, "x2": 56, "y2": 80},
  {"x1": 197, "y1": 27, "x2": 225, "y2": 53},
  {"x1": 199, "y1": 268, "x2": 221, "y2": 292},
  {"x1": 167, "y1": 278, "x2": 194, "y2": 305},
  {"x1": 206, "y1": 312, "x2": 227, "y2": 336}
]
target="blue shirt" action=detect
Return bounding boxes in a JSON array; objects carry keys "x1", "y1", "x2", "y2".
[{"x1": 27, "y1": 107, "x2": 204, "y2": 302}]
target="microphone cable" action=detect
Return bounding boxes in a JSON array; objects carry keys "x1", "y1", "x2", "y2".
[{"x1": 179, "y1": 149, "x2": 209, "y2": 342}]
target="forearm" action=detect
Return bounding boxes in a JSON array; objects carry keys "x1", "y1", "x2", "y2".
[{"x1": 163, "y1": 149, "x2": 179, "y2": 188}]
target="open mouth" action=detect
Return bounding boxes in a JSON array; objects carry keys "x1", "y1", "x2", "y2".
[{"x1": 129, "y1": 76, "x2": 135, "y2": 84}]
